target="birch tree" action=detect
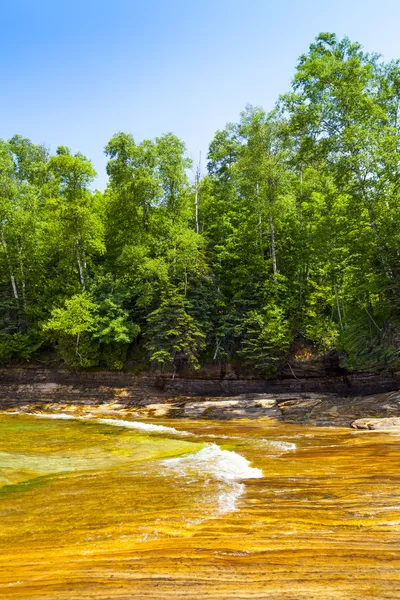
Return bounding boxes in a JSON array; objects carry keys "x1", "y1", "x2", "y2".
[{"x1": 47, "y1": 147, "x2": 104, "y2": 291}]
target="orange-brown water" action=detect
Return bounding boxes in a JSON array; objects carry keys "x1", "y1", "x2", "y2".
[{"x1": 0, "y1": 411, "x2": 400, "y2": 599}]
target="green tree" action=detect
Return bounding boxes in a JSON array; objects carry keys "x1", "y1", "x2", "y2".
[
  {"x1": 282, "y1": 33, "x2": 400, "y2": 363},
  {"x1": 145, "y1": 290, "x2": 205, "y2": 373},
  {"x1": 47, "y1": 147, "x2": 104, "y2": 291},
  {"x1": 44, "y1": 292, "x2": 99, "y2": 367}
]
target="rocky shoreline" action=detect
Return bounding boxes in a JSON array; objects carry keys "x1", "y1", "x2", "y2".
[{"x1": 1, "y1": 367, "x2": 400, "y2": 429}]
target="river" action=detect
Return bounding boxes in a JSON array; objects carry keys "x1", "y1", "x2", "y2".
[{"x1": 0, "y1": 409, "x2": 399, "y2": 599}]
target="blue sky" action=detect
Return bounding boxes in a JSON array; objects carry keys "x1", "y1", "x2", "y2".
[{"x1": 1, "y1": 0, "x2": 400, "y2": 189}]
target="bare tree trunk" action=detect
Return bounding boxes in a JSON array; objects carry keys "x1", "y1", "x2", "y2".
[
  {"x1": 268, "y1": 178, "x2": 277, "y2": 275},
  {"x1": 17, "y1": 241, "x2": 26, "y2": 308},
  {"x1": 194, "y1": 188, "x2": 199, "y2": 234},
  {"x1": 194, "y1": 152, "x2": 201, "y2": 234},
  {"x1": 82, "y1": 247, "x2": 87, "y2": 272},
  {"x1": 270, "y1": 214, "x2": 277, "y2": 276},
  {"x1": 1, "y1": 230, "x2": 19, "y2": 300},
  {"x1": 76, "y1": 237, "x2": 85, "y2": 290},
  {"x1": 76, "y1": 332, "x2": 81, "y2": 359},
  {"x1": 334, "y1": 284, "x2": 344, "y2": 332},
  {"x1": 256, "y1": 183, "x2": 264, "y2": 259},
  {"x1": 213, "y1": 339, "x2": 221, "y2": 361},
  {"x1": 363, "y1": 304, "x2": 382, "y2": 333}
]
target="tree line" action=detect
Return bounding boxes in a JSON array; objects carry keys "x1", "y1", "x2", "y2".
[{"x1": 2, "y1": 32, "x2": 400, "y2": 374}]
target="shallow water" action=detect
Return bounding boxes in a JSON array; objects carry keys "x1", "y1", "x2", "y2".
[{"x1": 0, "y1": 410, "x2": 400, "y2": 599}]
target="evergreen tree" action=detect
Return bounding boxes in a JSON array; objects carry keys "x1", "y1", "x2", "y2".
[{"x1": 3, "y1": 32, "x2": 400, "y2": 373}]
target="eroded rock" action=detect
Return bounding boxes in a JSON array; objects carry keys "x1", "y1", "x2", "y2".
[
  {"x1": 184, "y1": 397, "x2": 279, "y2": 419},
  {"x1": 351, "y1": 417, "x2": 400, "y2": 431}
]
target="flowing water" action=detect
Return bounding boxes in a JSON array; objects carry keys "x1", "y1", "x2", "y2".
[{"x1": 0, "y1": 409, "x2": 400, "y2": 599}]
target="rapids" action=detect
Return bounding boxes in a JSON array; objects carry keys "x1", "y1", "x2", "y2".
[{"x1": 0, "y1": 409, "x2": 399, "y2": 599}]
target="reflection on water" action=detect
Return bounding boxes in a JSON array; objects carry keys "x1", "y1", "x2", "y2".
[{"x1": 0, "y1": 410, "x2": 400, "y2": 599}]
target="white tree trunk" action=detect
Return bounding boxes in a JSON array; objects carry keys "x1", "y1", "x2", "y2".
[
  {"x1": 194, "y1": 152, "x2": 201, "y2": 234},
  {"x1": 17, "y1": 241, "x2": 26, "y2": 307},
  {"x1": 76, "y1": 237, "x2": 86, "y2": 290},
  {"x1": 270, "y1": 214, "x2": 277, "y2": 276},
  {"x1": 1, "y1": 230, "x2": 19, "y2": 300},
  {"x1": 256, "y1": 183, "x2": 264, "y2": 259}
]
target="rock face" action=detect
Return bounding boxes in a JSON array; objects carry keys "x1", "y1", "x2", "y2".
[
  {"x1": 1, "y1": 367, "x2": 400, "y2": 400},
  {"x1": 1, "y1": 368, "x2": 400, "y2": 427},
  {"x1": 352, "y1": 417, "x2": 400, "y2": 431}
]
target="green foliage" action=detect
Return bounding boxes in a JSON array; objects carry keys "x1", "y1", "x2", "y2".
[
  {"x1": 145, "y1": 291, "x2": 205, "y2": 372},
  {"x1": 237, "y1": 306, "x2": 290, "y2": 374},
  {"x1": 43, "y1": 287, "x2": 140, "y2": 369},
  {"x1": 43, "y1": 293, "x2": 99, "y2": 367},
  {"x1": 3, "y1": 32, "x2": 400, "y2": 372},
  {"x1": 94, "y1": 296, "x2": 140, "y2": 370},
  {"x1": 337, "y1": 303, "x2": 400, "y2": 369},
  {"x1": 0, "y1": 331, "x2": 42, "y2": 364}
]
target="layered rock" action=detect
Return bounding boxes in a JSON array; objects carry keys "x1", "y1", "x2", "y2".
[{"x1": 1, "y1": 368, "x2": 400, "y2": 427}]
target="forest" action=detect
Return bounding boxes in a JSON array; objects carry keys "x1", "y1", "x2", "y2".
[{"x1": 2, "y1": 32, "x2": 400, "y2": 375}]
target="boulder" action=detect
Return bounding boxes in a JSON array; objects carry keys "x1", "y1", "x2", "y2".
[{"x1": 351, "y1": 417, "x2": 400, "y2": 431}]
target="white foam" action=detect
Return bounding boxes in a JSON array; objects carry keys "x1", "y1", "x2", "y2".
[
  {"x1": 96, "y1": 418, "x2": 189, "y2": 436},
  {"x1": 162, "y1": 443, "x2": 263, "y2": 513},
  {"x1": 7, "y1": 411, "x2": 190, "y2": 437},
  {"x1": 164, "y1": 443, "x2": 262, "y2": 482},
  {"x1": 257, "y1": 440, "x2": 296, "y2": 452},
  {"x1": 26, "y1": 412, "x2": 76, "y2": 420},
  {"x1": 215, "y1": 482, "x2": 245, "y2": 513},
  {"x1": 202, "y1": 434, "x2": 296, "y2": 453},
  {"x1": 4, "y1": 411, "x2": 263, "y2": 515}
]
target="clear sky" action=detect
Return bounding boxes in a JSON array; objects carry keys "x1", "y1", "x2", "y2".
[{"x1": 1, "y1": 0, "x2": 400, "y2": 189}]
